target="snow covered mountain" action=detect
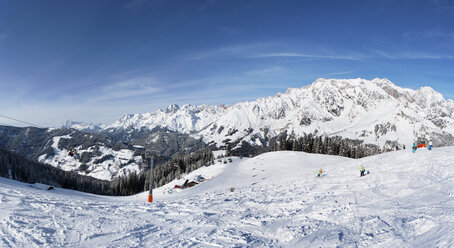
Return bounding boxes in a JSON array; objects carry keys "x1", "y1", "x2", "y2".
[
  {"x1": 1, "y1": 147, "x2": 453, "y2": 247},
  {"x1": 13, "y1": 77, "x2": 452, "y2": 181},
  {"x1": 106, "y1": 78, "x2": 454, "y2": 149},
  {"x1": 37, "y1": 133, "x2": 142, "y2": 181},
  {"x1": 61, "y1": 120, "x2": 106, "y2": 133},
  {"x1": 0, "y1": 126, "x2": 144, "y2": 181},
  {"x1": 0, "y1": 124, "x2": 211, "y2": 181}
]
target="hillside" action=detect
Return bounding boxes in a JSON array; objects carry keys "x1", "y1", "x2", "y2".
[
  {"x1": 0, "y1": 126, "x2": 145, "y2": 180},
  {"x1": 0, "y1": 125, "x2": 211, "y2": 181},
  {"x1": 1, "y1": 147, "x2": 453, "y2": 247}
]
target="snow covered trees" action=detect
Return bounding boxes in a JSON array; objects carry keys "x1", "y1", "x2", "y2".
[
  {"x1": 0, "y1": 147, "x2": 115, "y2": 195},
  {"x1": 0, "y1": 146, "x2": 216, "y2": 196},
  {"x1": 230, "y1": 133, "x2": 381, "y2": 159}
]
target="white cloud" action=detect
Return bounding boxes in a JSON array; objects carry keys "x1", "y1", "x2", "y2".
[
  {"x1": 244, "y1": 66, "x2": 285, "y2": 77},
  {"x1": 252, "y1": 52, "x2": 364, "y2": 61},
  {"x1": 189, "y1": 43, "x2": 275, "y2": 60},
  {"x1": 91, "y1": 76, "x2": 161, "y2": 102},
  {"x1": 403, "y1": 31, "x2": 454, "y2": 41},
  {"x1": 372, "y1": 49, "x2": 453, "y2": 60},
  {"x1": 325, "y1": 71, "x2": 356, "y2": 76}
]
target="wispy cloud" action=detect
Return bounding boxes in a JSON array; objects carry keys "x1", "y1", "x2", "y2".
[
  {"x1": 372, "y1": 49, "x2": 453, "y2": 60},
  {"x1": 92, "y1": 76, "x2": 161, "y2": 102},
  {"x1": 325, "y1": 70, "x2": 356, "y2": 76},
  {"x1": 251, "y1": 52, "x2": 364, "y2": 61},
  {"x1": 402, "y1": 31, "x2": 454, "y2": 41},
  {"x1": 244, "y1": 66, "x2": 285, "y2": 77},
  {"x1": 188, "y1": 43, "x2": 275, "y2": 60},
  {"x1": 189, "y1": 43, "x2": 365, "y2": 62}
]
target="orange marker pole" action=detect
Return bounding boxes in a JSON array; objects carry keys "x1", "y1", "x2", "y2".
[{"x1": 147, "y1": 157, "x2": 154, "y2": 203}]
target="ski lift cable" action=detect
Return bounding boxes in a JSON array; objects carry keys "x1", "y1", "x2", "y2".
[{"x1": 0, "y1": 114, "x2": 44, "y2": 128}]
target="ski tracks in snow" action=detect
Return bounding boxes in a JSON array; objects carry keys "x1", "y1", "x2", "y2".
[{"x1": 0, "y1": 149, "x2": 453, "y2": 247}]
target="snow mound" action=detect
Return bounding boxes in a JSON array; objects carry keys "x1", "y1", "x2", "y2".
[{"x1": 1, "y1": 147, "x2": 453, "y2": 247}]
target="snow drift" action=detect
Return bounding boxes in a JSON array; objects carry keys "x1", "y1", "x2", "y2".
[{"x1": 1, "y1": 146, "x2": 453, "y2": 247}]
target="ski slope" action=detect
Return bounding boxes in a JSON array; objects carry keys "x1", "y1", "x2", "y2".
[{"x1": 1, "y1": 147, "x2": 453, "y2": 247}]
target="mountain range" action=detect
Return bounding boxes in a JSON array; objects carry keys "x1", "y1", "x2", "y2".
[
  {"x1": 3, "y1": 78, "x2": 454, "y2": 182},
  {"x1": 71, "y1": 78, "x2": 454, "y2": 149}
]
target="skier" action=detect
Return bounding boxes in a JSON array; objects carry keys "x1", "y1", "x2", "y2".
[
  {"x1": 68, "y1": 149, "x2": 76, "y2": 157},
  {"x1": 429, "y1": 140, "x2": 433, "y2": 151},
  {"x1": 412, "y1": 143, "x2": 417, "y2": 153},
  {"x1": 317, "y1": 169, "x2": 323, "y2": 177},
  {"x1": 395, "y1": 144, "x2": 399, "y2": 151},
  {"x1": 403, "y1": 144, "x2": 406, "y2": 150},
  {"x1": 360, "y1": 165, "x2": 366, "y2": 177},
  {"x1": 174, "y1": 179, "x2": 198, "y2": 189}
]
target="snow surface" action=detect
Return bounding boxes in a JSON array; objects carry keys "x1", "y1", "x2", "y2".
[
  {"x1": 1, "y1": 147, "x2": 453, "y2": 247},
  {"x1": 38, "y1": 135, "x2": 142, "y2": 181}
]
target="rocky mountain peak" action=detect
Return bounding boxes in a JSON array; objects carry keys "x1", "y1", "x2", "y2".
[{"x1": 67, "y1": 78, "x2": 454, "y2": 150}]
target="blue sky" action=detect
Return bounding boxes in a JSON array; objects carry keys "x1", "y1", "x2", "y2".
[{"x1": 0, "y1": 0, "x2": 453, "y2": 127}]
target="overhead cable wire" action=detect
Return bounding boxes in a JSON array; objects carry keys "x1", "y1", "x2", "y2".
[{"x1": 0, "y1": 114, "x2": 44, "y2": 128}]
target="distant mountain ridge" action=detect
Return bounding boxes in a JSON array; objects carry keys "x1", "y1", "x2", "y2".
[
  {"x1": 68, "y1": 78, "x2": 454, "y2": 149},
  {"x1": 61, "y1": 120, "x2": 106, "y2": 132}
]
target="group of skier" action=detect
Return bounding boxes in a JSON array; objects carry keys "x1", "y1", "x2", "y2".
[
  {"x1": 317, "y1": 140, "x2": 435, "y2": 178},
  {"x1": 411, "y1": 140, "x2": 433, "y2": 153},
  {"x1": 396, "y1": 144, "x2": 406, "y2": 151},
  {"x1": 317, "y1": 165, "x2": 367, "y2": 178},
  {"x1": 395, "y1": 140, "x2": 434, "y2": 153}
]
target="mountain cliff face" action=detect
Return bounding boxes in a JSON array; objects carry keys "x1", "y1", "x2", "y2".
[{"x1": 102, "y1": 78, "x2": 454, "y2": 149}]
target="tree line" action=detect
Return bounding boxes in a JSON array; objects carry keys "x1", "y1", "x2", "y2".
[
  {"x1": 0, "y1": 147, "x2": 116, "y2": 195},
  {"x1": 230, "y1": 132, "x2": 382, "y2": 159},
  {"x1": 111, "y1": 147, "x2": 214, "y2": 196},
  {"x1": 0, "y1": 146, "x2": 215, "y2": 196}
]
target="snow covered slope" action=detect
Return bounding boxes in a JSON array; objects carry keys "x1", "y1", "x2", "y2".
[
  {"x1": 1, "y1": 147, "x2": 453, "y2": 247},
  {"x1": 105, "y1": 78, "x2": 454, "y2": 148},
  {"x1": 37, "y1": 134, "x2": 142, "y2": 180}
]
